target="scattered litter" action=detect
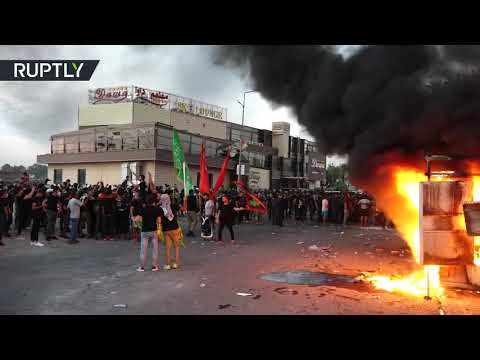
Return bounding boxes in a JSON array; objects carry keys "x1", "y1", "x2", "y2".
[
  {"x1": 236, "y1": 292, "x2": 253, "y2": 297},
  {"x1": 274, "y1": 287, "x2": 298, "y2": 295},
  {"x1": 296, "y1": 241, "x2": 305, "y2": 245},
  {"x1": 253, "y1": 295, "x2": 262, "y2": 300},
  {"x1": 92, "y1": 281, "x2": 101, "y2": 284},
  {"x1": 218, "y1": 304, "x2": 232, "y2": 310},
  {"x1": 114, "y1": 304, "x2": 127, "y2": 309},
  {"x1": 200, "y1": 283, "x2": 206, "y2": 288},
  {"x1": 110, "y1": 291, "x2": 117, "y2": 295}
]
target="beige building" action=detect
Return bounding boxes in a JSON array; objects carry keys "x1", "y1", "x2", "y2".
[{"x1": 37, "y1": 85, "x2": 325, "y2": 190}]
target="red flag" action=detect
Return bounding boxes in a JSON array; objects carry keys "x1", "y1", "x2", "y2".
[
  {"x1": 213, "y1": 151, "x2": 230, "y2": 195},
  {"x1": 236, "y1": 180, "x2": 267, "y2": 214},
  {"x1": 199, "y1": 144, "x2": 210, "y2": 193}
]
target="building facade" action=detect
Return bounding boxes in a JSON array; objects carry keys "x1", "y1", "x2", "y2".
[{"x1": 37, "y1": 85, "x2": 326, "y2": 190}]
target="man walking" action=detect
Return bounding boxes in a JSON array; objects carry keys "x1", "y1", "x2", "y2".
[{"x1": 67, "y1": 192, "x2": 82, "y2": 244}]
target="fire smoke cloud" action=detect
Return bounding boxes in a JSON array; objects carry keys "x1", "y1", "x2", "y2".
[{"x1": 214, "y1": 45, "x2": 480, "y2": 185}]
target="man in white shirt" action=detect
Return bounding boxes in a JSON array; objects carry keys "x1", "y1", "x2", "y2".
[
  {"x1": 67, "y1": 192, "x2": 83, "y2": 244},
  {"x1": 358, "y1": 196, "x2": 371, "y2": 227},
  {"x1": 202, "y1": 192, "x2": 215, "y2": 240},
  {"x1": 321, "y1": 195, "x2": 329, "y2": 225}
]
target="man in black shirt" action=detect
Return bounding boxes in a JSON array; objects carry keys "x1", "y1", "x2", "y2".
[
  {"x1": 31, "y1": 189, "x2": 45, "y2": 246},
  {"x1": 138, "y1": 175, "x2": 147, "y2": 203},
  {"x1": 137, "y1": 195, "x2": 161, "y2": 272},
  {"x1": 0, "y1": 188, "x2": 8, "y2": 246},
  {"x1": 44, "y1": 189, "x2": 59, "y2": 240},
  {"x1": 217, "y1": 194, "x2": 243, "y2": 245},
  {"x1": 186, "y1": 189, "x2": 199, "y2": 237}
]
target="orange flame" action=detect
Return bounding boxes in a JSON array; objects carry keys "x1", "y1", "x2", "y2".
[
  {"x1": 473, "y1": 176, "x2": 480, "y2": 266},
  {"x1": 364, "y1": 167, "x2": 443, "y2": 297}
]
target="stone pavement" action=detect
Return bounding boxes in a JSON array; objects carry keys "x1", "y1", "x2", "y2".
[{"x1": 2, "y1": 219, "x2": 480, "y2": 315}]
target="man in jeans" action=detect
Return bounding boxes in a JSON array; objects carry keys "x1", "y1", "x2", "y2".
[
  {"x1": 43, "y1": 188, "x2": 59, "y2": 241},
  {"x1": 137, "y1": 195, "x2": 161, "y2": 272},
  {"x1": 67, "y1": 193, "x2": 83, "y2": 245}
]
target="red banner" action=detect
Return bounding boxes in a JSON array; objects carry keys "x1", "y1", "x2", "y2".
[
  {"x1": 212, "y1": 152, "x2": 230, "y2": 195},
  {"x1": 199, "y1": 144, "x2": 210, "y2": 193},
  {"x1": 236, "y1": 180, "x2": 267, "y2": 214}
]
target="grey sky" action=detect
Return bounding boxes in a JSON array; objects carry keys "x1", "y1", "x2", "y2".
[{"x1": 0, "y1": 45, "x2": 348, "y2": 166}]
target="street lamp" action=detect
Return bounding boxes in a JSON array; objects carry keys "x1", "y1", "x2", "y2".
[{"x1": 236, "y1": 90, "x2": 257, "y2": 182}]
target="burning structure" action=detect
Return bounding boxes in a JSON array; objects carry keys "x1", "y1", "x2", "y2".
[{"x1": 214, "y1": 45, "x2": 480, "y2": 298}]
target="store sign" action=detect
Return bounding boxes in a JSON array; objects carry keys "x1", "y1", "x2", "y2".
[
  {"x1": 88, "y1": 86, "x2": 227, "y2": 121},
  {"x1": 133, "y1": 86, "x2": 169, "y2": 108},
  {"x1": 89, "y1": 86, "x2": 132, "y2": 104},
  {"x1": 172, "y1": 97, "x2": 225, "y2": 121},
  {"x1": 308, "y1": 154, "x2": 326, "y2": 181},
  {"x1": 248, "y1": 167, "x2": 270, "y2": 190}
]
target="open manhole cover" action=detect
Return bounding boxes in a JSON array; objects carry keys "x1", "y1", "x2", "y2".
[{"x1": 259, "y1": 271, "x2": 357, "y2": 286}]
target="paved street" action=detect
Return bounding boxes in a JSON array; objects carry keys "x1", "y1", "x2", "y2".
[{"x1": 2, "y1": 219, "x2": 480, "y2": 315}]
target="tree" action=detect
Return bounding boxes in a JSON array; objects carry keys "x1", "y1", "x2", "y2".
[{"x1": 27, "y1": 164, "x2": 48, "y2": 180}]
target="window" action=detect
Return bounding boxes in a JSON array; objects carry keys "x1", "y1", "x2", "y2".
[
  {"x1": 78, "y1": 169, "x2": 86, "y2": 186},
  {"x1": 53, "y1": 169, "x2": 63, "y2": 184}
]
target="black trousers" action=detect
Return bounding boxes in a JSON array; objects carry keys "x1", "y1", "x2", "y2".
[
  {"x1": 102, "y1": 214, "x2": 114, "y2": 237},
  {"x1": 30, "y1": 216, "x2": 41, "y2": 242},
  {"x1": 16, "y1": 209, "x2": 25, "y2": 235},
  {"x1": 218, "y1": 220, "x2": 234, "y2": 242}
]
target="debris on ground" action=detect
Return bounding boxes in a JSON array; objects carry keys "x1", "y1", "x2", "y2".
[
  {"x1": 114, "y1": 304, "x2": 127, "y2": 308},
  {"x1": 236, "y1": 292, "x2": 253, "y2": 297},
  {"x1": 218, "y1": 304, "x2": 232, "y2": 310}
]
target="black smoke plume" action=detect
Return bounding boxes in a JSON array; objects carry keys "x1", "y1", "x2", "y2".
[{"x1": 214, "y1": 45, "x2": 480, "y2": 184}]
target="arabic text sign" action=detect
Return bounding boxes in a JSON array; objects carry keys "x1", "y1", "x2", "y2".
[{"x1": 89, "y1": 86, "x2": 132, "y2": 104}]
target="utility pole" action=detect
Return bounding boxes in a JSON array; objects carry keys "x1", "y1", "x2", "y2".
[{"x1": 237, "y1": 90, "x2": 257, "y2": 184}]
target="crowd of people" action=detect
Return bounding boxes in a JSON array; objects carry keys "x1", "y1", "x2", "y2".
[{"x1": 0, "y1": 171, "x2": 381, "y2": 270}]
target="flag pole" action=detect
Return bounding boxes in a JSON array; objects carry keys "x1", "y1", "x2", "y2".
[{"x1": 183, "y1": 161, "x2": 187, "y2": 210}]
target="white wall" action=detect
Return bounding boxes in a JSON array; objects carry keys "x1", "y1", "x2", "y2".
[
  {"x1": 171, "y1": 111, "x2": 227, "y2": 140},
  {"x1": 79, "y1": 103, "x2": 133, "y2": 127},
  {"x1": 133, "y1": 103, "x2": 171, "y2": 126}
]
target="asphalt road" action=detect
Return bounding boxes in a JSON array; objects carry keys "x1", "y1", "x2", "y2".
[{"x1": 2, "y1": 218, "x2": 480, "y2": 315}]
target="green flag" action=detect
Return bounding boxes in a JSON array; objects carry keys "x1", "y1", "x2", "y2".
[{"x1": 172, "y1": 129, "x2": 194, "y2": 192}]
